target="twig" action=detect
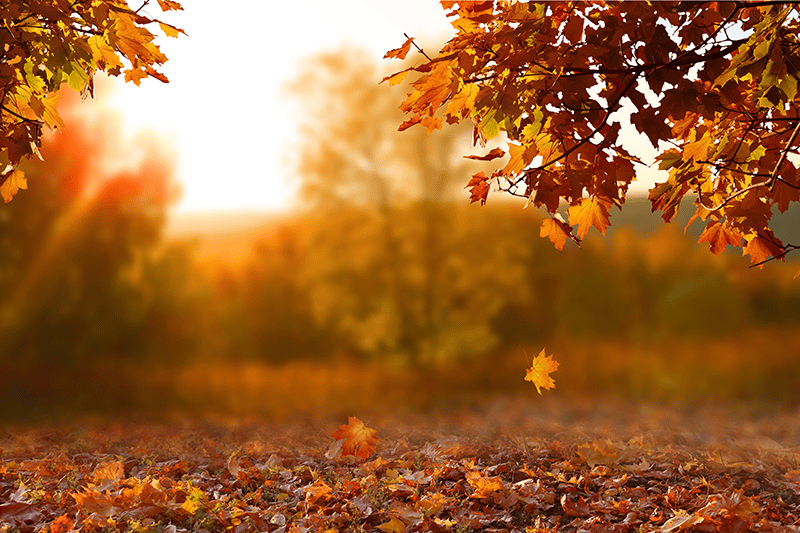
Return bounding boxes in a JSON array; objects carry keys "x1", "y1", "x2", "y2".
[
  {"x1": 698, "y1": 118, "x2": 800, "y2": 211},
  {"x1": 748, "y1": 243, "x2": 800, "y2": 268},
  {"x1": 404, "y1": 33, "x2": 432, "y2": 62}
]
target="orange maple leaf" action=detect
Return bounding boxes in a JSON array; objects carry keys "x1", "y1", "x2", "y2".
[
  {"x1": 384, "y1": 36, "x2": 415, "y2": 60},
  {"x1": 331, "y1": 416, "x2": 379, "y2": 459},
  {"x1": 567, "y1": 197, "x2": 610, "y2": 238},
  {"x1": 698, "y1": 221, "x2": 742, "y2": 255},
  {"x1": 525, "y1": 349, "x2": 559, "y2": 395},
  {"x1": 539, "y1": 217, "x2": 574, "y2": 251}
]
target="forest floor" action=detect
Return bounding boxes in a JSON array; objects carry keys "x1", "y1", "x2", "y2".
[{"x1": 2, "y1": 395, "x2": 800, "y2": 533}]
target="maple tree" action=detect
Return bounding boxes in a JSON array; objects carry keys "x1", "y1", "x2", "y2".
[
  {"x1": 388, "y1": 1, "x2": 800, "y2": 267},
  {"x1": 0, "y1": 0, "x2": 184, "y2": 202}
]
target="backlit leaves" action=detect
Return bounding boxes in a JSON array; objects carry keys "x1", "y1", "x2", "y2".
[
  {"x1": 0, "y1": 0, "x2": 184, "y2": 201},
  {"x1": 539, "y1": 216, "x2": 574, "y2": 252},
  {"x1": 465, "y1": 171, "x2": 490, "y2": 205},
  {"x1": 568, "y1": 198, "x2": 611, "y2": 239},
  {"x1": 525, "y1": 348, "x2": 559, "y2": 395},
  {"x1": 389, "y1": 2, "x2": 800, "y2": 265},
  {"x1": 698, "y1": 221, "x2": 742, "y2": 256},
  {"x1": 384, "y1": 36, "x2": 415, "y2": 61},
  {"x1": 0, "y1": 170, "x2": 27, "y2": 203}
]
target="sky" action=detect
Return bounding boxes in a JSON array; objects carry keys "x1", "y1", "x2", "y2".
[
  {"x1": 93, "y1": 0, "x2": 455, "y2": 214},
  {"x1": 91, "y1": 0, "x2": 664, "y2": 215}
]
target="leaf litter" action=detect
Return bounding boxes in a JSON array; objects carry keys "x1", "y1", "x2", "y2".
[{"x1": 2, "y1": 401, "x2": 800, "y2": 533}]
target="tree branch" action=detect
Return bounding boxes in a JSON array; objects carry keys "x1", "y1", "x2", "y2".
[
  {"x1": 748, "y1": 243, "x2": 800, "y2": 268},
  {"x1": 698, "y1": 118, "x2": 800, "y2": 211},
  {"x1": 404, "y1": 33, "x2": 432, "y2": 62}
]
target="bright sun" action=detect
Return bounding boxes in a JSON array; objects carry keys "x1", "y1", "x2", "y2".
[{"x1": 94, "y1": 0, "x2": 454, "y2": 214}]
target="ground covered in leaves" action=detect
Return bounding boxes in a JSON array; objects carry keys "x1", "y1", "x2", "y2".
[{"x1": 3, "y1": 400, "x2": 800, "y2": 533}]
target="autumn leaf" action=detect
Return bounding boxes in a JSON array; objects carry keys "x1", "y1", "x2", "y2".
[
  {"x1": 158, "y1": 21, "x2": 186, "y2": 38},
  {"x1": 377, "y1": 516, "x2": 406, "y2": 533},
  {"x1": 568, "y1": 197, "x2": 610, "y2": 239},
  {"x1": 1, "y1": 170, "x2": 28, "y2": 203},
  {"x1": 388, "y1": 2, "x2": 800, "y2": 265},
  {"x1": 464, "y1": 147, "x2": 505, "y2": 161},
  {"x1": 539, "y1": 216, "x2": 574, "y2": 251},
  {"x1": 156, "y1": 0, "x2": 183, "y2": 10},
  {"x1": 660, "y1": 511, "x2": 704, "y2": 533},
  {"x1": 525, "y1": 348, "x2": 559, "y2": 394},
  {"x1": 744, "y1": 232, "x2": 785, "y2": 267},
  {"x1": 331, "y1": 416, "x2": 379, "y2": 459},
  {"x1": 466, "y1": 471, "x2": 506, "y2": 499},
  {"x1": 384, "y1": 36, "x2": 415, "y2": 61},
  {"x1": 465, "y1": 171, "x2": 490, "y2": 205},
  {"x1": 698, "y1": 221, "x2": 742, "y2": 255}
]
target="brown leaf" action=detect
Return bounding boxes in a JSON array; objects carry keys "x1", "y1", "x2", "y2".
[{"x1": 464, "y1": 147, "x2": 505, "y2": 161}]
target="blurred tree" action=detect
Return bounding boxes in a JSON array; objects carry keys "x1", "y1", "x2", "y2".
[
  {"x1": 0, "y1": 90, "x2": 183, "y2": 368},
  {"x1": 0, "y1": 0, "x2": 184, "y2": 202},
  {"x1": 288, "y1": 47, "x2": 517, "y2": 365}
]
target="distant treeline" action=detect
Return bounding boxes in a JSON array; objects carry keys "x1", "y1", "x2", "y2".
[{"x1": 3, "y1": 187, "x2": 798, "y2": 372}]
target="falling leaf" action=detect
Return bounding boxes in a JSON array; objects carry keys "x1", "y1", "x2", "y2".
[
  {"x1": 465, "y1": 171, "x2": 490, "y2": 205},
  {"x1": 331, "y1": 416, "x2": 379, "y2": 459},
  {"x1": 464, "y1": 147, "x2": 505, "y2": 161},
  {"x1": 525, "y1": 349, "x2": 559, "y2": 394}
]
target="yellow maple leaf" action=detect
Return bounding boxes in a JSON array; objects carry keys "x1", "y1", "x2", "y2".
[
  {"x1": 377, "y1": 516, "x2": 406, "y2": 533},
  {"x1": 1, "y1": 170, "x2": 27, "y2": 203},
  {"x1": 524, "y1": 349, "x2": 559, "y2": 394},
  {"x1": 331, "y1": 416, "x2": 379, "y2": 460}
]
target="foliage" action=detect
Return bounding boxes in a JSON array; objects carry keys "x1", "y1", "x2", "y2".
[
  {"x1": 390, "y1": 2, "x2": 800, "y2": 266},
  {"x1": 0, "y1": 0, "x2": 184, "y2": 202},
  {"x1": 1, "y1": 420, "x2": 800, "y2": 533},
  {"x1": 288, "y1": 47, "x2": 501, "y2": 366}
]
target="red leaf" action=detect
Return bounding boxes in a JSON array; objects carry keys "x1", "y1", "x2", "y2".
[{"x1": 465, "y1": 171, "x2": 490, "y2": 205}]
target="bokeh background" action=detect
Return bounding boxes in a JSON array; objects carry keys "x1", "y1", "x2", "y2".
[{"x1": 1, "y1": 3, "x2": 799, "y2": 428}]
